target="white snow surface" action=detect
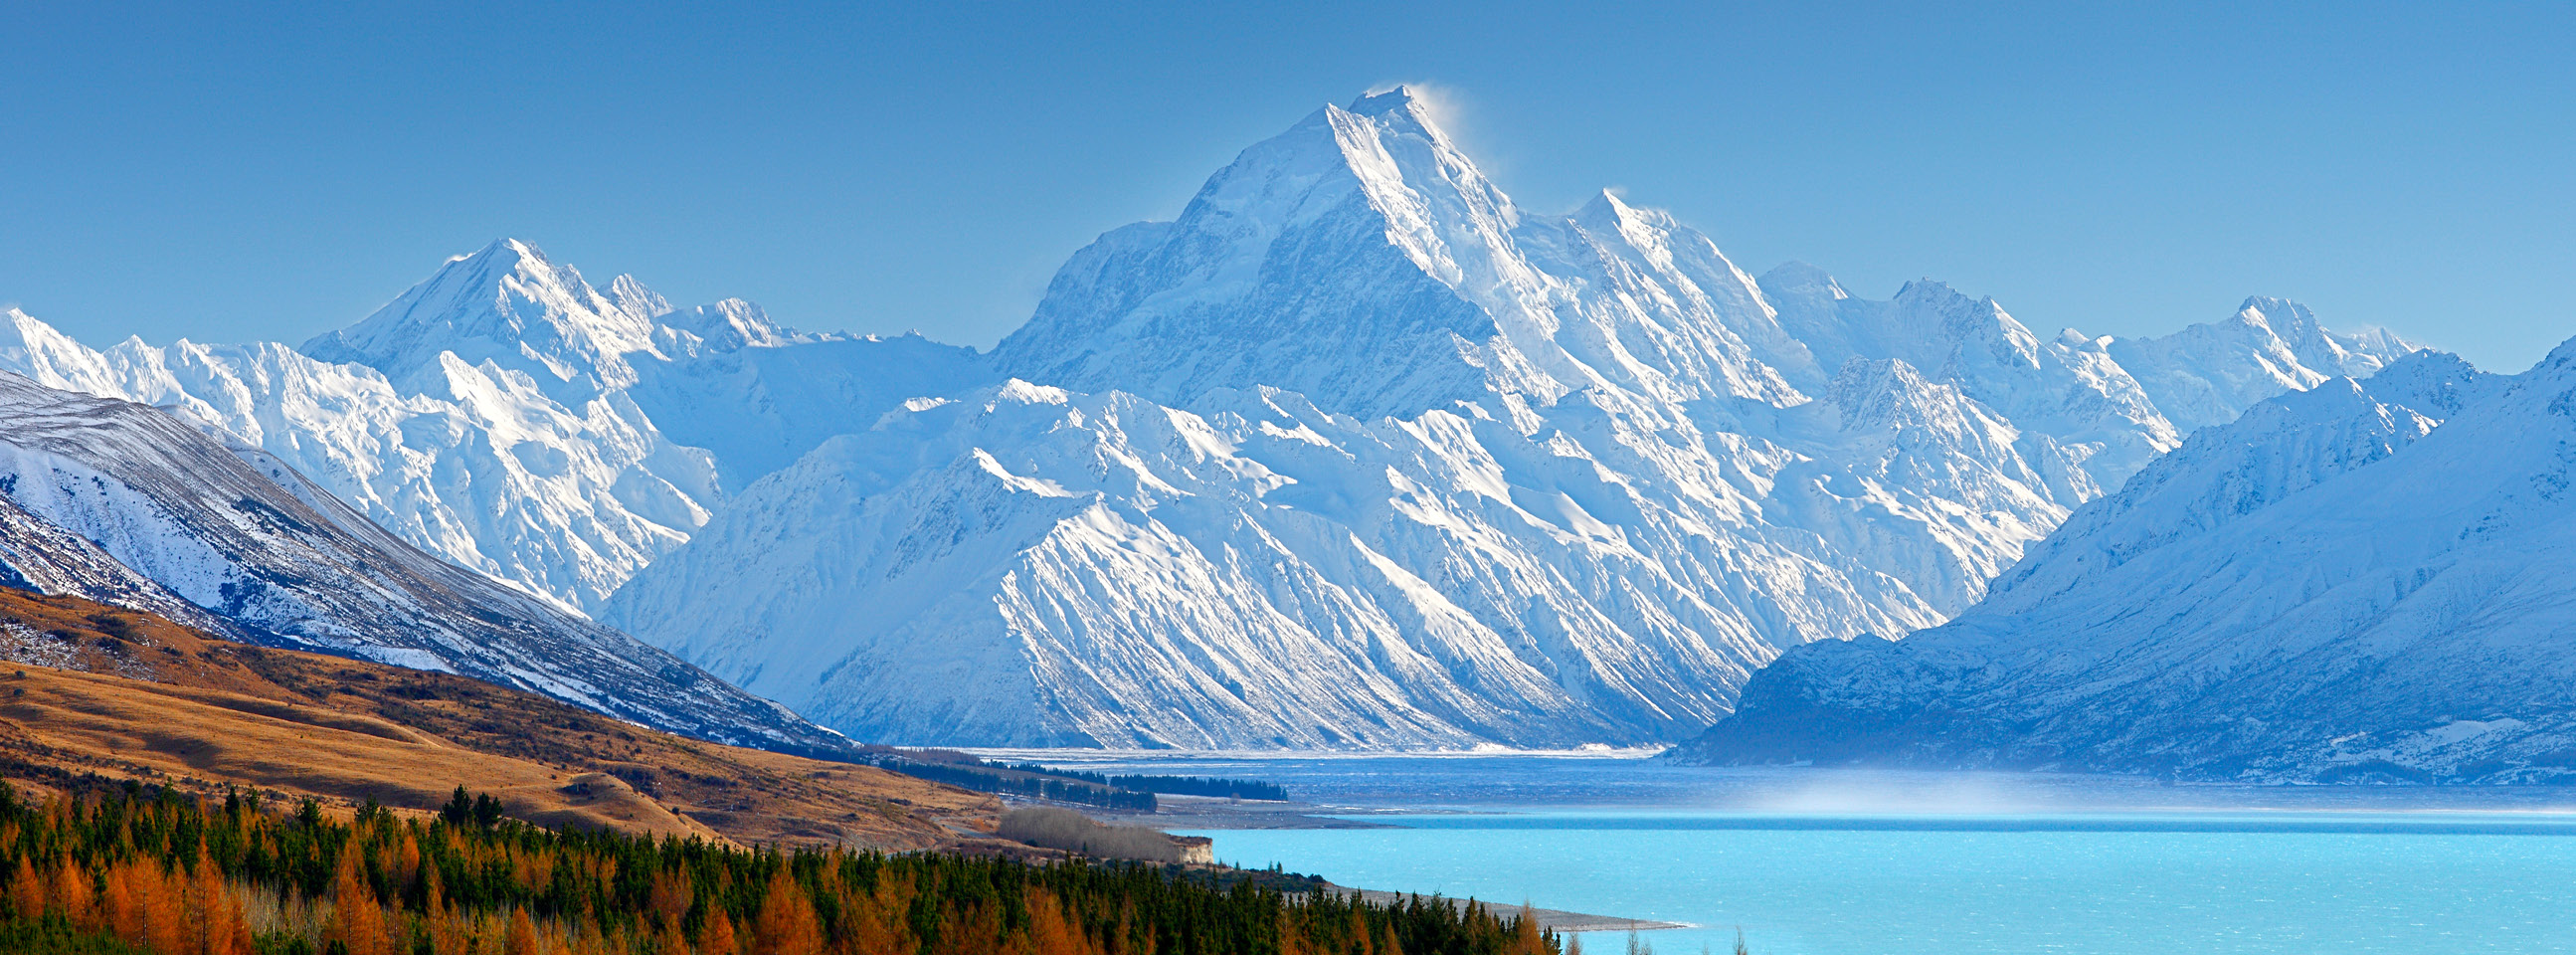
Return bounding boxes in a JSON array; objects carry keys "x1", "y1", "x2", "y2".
[
  {"x1": 1671, "y1": 347, "x2": 2576, "y2": 782},
  {"x1": 0, "y1": 242, "x2": 980, "y2": 613},
  {"x1": 0, "y1": 88, "x2": 2420, "y2": 750},
  {"x1": 0, "y1": 370, "x2": 845, "y2": 749},
  {"x1": 599, "y1": 88, "x2": 2414, "y2": 748}
]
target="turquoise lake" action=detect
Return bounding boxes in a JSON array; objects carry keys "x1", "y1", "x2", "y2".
[{"x1": 1010, "y1": 753, "x2": 2576, "y2": 954}]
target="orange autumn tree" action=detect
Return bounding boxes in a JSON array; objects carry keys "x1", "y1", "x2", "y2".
[
  {"x1": 753, "y1": 865, "x2": 824, "y2": 955},
  {"x1": 330, "y1": 846, "x2": 389, "y2": 955}
]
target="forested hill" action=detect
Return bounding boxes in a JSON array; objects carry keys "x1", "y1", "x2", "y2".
[
  {"x1": 0, "y1": 782, "x2": 1562, "y2": 955},
  {"x1": 0, "y1": 585, "x2": 995, "y2": 850}
]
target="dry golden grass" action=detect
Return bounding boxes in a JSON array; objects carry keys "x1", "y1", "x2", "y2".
[{"x1": 0, "y1": 588, "x2": 1006, "y2": 851}]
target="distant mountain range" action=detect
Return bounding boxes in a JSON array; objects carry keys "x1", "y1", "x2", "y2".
[
  {"x1": 1675, "y1": 342, "x2": 2576, "y2": 783},
  {"x1": 0, "y1": 369, "x2": 845, "y2": 751},
  {"x1": 0, "y1": 87, "x2": 2429, "y2": 752}
]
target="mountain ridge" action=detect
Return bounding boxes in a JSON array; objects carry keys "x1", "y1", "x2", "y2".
[
  {"x1": 1667, "y1": 346, "x2": 2576, "y2": 781},
  {"x1": 598, "y1": 92, "x2": 2417, "y2": 748},
  {"x1": 0, "y1": 89, "x2": 2427, "y2": 751},
  {"x1": 0, "y1": 369, "x2": 850, "y2": 752}
]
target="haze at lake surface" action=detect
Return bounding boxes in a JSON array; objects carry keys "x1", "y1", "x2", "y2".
[
  {"x1": 1012, "y1": 754, "x2": 2576, "y2": 953},
  {"x1": 1002, "y1": 752, "x2": 2576, "y2": 814}
]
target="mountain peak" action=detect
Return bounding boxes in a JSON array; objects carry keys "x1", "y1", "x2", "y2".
[
  {"x1": 654, "y1": 297, "x2": 799, "y2": 354},
  {"x1": 1331, "y1": 85, "x2": 1453, "y2": 145},
  {"x1": 1757, "y1": 261, "x2": 1847, "y2": 300},
  {"x1": 440, "y1": 237, "x2": 551, "y2": 279},
  {"x1": 2233, "y1": 295, "x2": 2314, "y2": 334},
  {"x1": 409, "y1": 236, "x2": 561, "y2": 298},
  {"x1": 1345, "y1": 86, "x2": 1420, "y2": 116},
  {"x1": 2228, "y1": 295, "x2": 2420, "y2": 379},
  {"x1": 0, "y1": 306, "x2": 130, "y2": 399},
  {"x1": 609, "y1": 274, "x2": 673, "y2": 321},
  {"x1": 1574, "y1": 188, "x2": 1643, "y2": 224},
  {"x1": 1892, "y1": 277, "x2": 1970, "y2": 305},
  {"x1": 482, "y1": 235, "x2": 540, "y2": 259},
  {"x1": 302, "y1": 238, "x2": 659, "y2": 397}
]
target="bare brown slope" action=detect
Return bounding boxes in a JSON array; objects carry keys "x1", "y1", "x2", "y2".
[{"x1": 0, "y1": 588, "x2": 1002, "y2": 850}]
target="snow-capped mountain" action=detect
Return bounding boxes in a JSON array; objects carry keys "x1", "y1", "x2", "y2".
[
  {"x1": 0, "y1": 370, "x2": 848, "y2": 751},
  {"x1": 2107, "y1": 296, "x2": 2415, "y2": 434},
  {"x1": 302, "y1": 239, "x2": 989, "y2": 492},
  {"x1": 0, "y1": 88, "x2": 2421, "y2": 750},
  {"x1": 0, "y1": 242, "x2": 984, "y2": 613},
  {"x1": 0, "y1": 297, "x2": 714, "y2": 614},
  {"x1": 600, "y1": 88, "x2": 2416, "y2": 748},
  {"x1": 1665, "y1": 346, "x2": 2576, "y2": 782},
  {"x1": 606, "y1": 381, "x2": 1785, "y2": 747}
]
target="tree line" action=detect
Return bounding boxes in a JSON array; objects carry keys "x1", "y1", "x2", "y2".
[
  {"x1": 871, "y1": 760, "x2": 1161, "y2": 812},
  {"x1": 858, "y1": 750, "x2": 1293, "y2": 808},
  {"x1": 0, "y1": 780, "x2": 1560, "y2": 955},
  {"x1": 990, "y1": 766, "x2": 1291, "y2": 803}
]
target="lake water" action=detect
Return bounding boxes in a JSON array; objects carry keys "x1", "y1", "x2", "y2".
[{"x1": 998, "y1": 752, "x2": 2576, "y2": 954}]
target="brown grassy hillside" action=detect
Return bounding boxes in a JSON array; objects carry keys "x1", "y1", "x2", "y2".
[{"x1": 0, "y1": 587, "x2": 1004, "y2": 850}]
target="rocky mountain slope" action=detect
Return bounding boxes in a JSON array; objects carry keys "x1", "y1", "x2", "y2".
[
  {"x1": 1666, "y1": 347, "x2": 2576, "y2": 782},
  {"x1": 599, "y1": 89, "x2": 2415, "y2": 748},
  {"x1": 0, "y1": 586, "x2": 996, "y2": 848},
  {"x1": 0, "y1": 370, "x2": 850, "y2": 751}
]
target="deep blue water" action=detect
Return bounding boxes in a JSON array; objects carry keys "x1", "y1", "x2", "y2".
[{"x1": 996, "y1": 752, "x2": 2576, "y2": 954}]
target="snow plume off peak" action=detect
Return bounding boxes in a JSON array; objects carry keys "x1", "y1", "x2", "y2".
[
  {"x1": 1350, "y1": 84, "x2": 1421, "y2": 113},
  {"x1": 1349, "y1": 83, "x2": 1468, "y2": 136}
]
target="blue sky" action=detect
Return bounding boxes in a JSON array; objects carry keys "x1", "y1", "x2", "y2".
[{"x1": 3, "y1": 2, "x2": 2569, "y2": 370}]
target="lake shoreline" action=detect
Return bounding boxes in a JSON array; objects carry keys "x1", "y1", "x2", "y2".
[
  {"x1": 1038, "y1": 755, "x2": 2576, "y2": 953},
  {"x1": 1098, "y1": 793, "x2": 1427, "y2": 830},
  {"x1": 1330, "y1": 887, "x2": 1689, "y2": 934},
  {"x1": 1078, "y1": 798, "x2": 1689, "y2": 930}
]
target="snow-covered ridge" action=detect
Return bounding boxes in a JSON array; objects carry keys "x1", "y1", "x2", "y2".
[
  {"x1": 2, "y1": 298, "x2": 712, "y2": 614},
  {"x1": 2107, "y1": 296, "x2": 2414, "y2": 433},
  {"x1": 1668, "y1": 347, "x2": 2576, "y2": 782},
  {"x1": 602, "y1": 88, "x2": 2418, "y2": 748},
  {"x1": 0, "y1": 87, "x2": 2423, "y2": 750},
  {"x1": 0, "y1": 240, "x2": 985, "y2": 613},
  {"x1": 0, "y1": 370, "x2": 850, "y2": 751}
]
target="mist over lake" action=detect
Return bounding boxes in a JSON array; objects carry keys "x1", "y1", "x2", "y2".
[{"x1": 1012, "y1": 753, "x2": 2576, "y2": 954}]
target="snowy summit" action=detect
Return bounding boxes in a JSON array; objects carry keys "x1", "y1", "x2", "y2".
[{"x1": 0, "y1": 90, "x2": 2426, "y2": 752}]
